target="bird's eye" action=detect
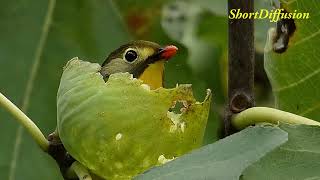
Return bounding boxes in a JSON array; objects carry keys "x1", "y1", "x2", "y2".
[{"x1": 124, "y1": 50, "x2": 138, "y2": 62}]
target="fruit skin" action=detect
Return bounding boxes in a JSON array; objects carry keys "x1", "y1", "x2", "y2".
[{"x1": 57, "y1": 58, "x2": 211, "y2": 179}]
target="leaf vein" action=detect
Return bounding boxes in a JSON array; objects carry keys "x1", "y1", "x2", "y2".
[
  {"x1": 280, "y1": 147, "x2": 320, "y2": 154},
  {"x1": 300, "y1": 102, "x2": 320, "y2": 116},
  {"x1": 273, "y1": 67, "x2": 320, "y2": 92},
  {"x1": 293, "y1": 28, "x2": 320, "y2": 47}
]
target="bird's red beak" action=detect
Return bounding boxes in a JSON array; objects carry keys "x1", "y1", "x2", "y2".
[{"x1": 159, "y1": 45, "x2": 178, "y2": 60}]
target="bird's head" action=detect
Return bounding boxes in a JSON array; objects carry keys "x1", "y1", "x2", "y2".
[{"x1": 100, "y1": 40, "x2": 178, "y2": 89}]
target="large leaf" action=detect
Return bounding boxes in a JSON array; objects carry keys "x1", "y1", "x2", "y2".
[
  {"x1": 242, "y1": 124, "x2": 320, "y2": 179},
  {"x1": 0, "y1": 1, "x2": 129, "y2": 179},
  {"x1": 57, "y1": 59, "x2": 211, "y2": 179},
  {"x1": 265, "y1": 0, "x2": 320, "y2": 120},
  {"x1": 135, "y1": 126, "x2": 288, "y2": 180}
]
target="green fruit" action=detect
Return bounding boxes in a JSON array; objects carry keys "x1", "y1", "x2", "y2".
[{"x1": 57, "y1": 58, "x2": 211, "y2": 179}]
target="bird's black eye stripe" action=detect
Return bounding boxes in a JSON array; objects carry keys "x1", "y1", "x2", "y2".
[{"x1": 124, "y1": 50, "x2": 138, "y2": 62}]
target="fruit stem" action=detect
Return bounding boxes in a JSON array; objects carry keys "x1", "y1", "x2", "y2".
[
  {"x1": 0, "y1": 92, "x2": 49, "y2": 151},
  {"x1": 66, "y1": 161, "x2": 92, "y2": 180},
  {"x1": 232, "y1": 107, "x2": 320, "y2": 129}
]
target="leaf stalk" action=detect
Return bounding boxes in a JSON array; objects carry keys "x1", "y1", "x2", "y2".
[
  {"x1": 66, "y1": 161, "x2": 92, "y2": 180},
  {"x1": 232, "y1": 107, "x2": 320, "y2": 129},
  {"x1": 0, "y1": 92, "x2": 49, "y2": 151}
]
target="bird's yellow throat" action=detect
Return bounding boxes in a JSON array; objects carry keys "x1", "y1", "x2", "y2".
[{"x1": 138, "y1": 61, "x2": 164, "y2": 90}]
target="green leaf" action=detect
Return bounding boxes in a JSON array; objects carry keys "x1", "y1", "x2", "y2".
[
  {"x1": 242, "y1": 124, "x2": 320, "y2": 180},
  {"x1": 135, "y1": 126, "x2": 288, "y2": 180},
  {"x1": 264, "y1": 0, "x2": 320, "y2": 120},
  {"x1": 57, "y1": 59, "x2": 211, "y2": 179},
  {"x1": 0, "y1": 1, "x2": 129, "y2": 179}
]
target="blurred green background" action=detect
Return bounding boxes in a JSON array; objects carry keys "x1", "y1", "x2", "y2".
[{"x1": 0, "y1": 0, "x2": 272, "y2": 179}]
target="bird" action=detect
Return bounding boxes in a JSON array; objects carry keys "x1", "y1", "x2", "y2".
[{"x1": 100, "y1": 40, "x2": 178, "y2": 89}]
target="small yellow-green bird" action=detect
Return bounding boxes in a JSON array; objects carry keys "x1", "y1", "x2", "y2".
[{"x1": 100, "y1": 40, "x2": 178, "y2": 89}]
